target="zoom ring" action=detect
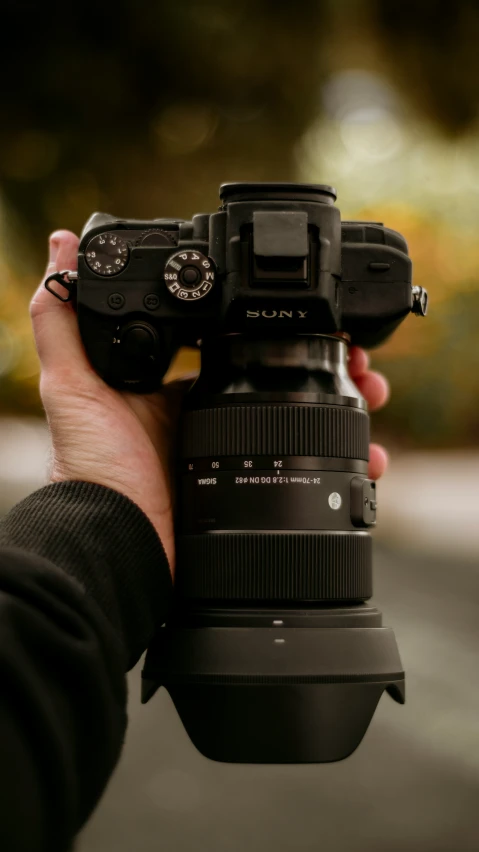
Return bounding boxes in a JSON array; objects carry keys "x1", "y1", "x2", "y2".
[
  {"x1": 177, "y1": 532, "x2": 372, "y2": 601},
  {"x1": 182, "y1": 405, "x2": 369, "y2": 460}
]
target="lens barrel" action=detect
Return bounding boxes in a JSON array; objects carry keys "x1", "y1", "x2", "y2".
[{"x1": 142, "y1": 335, "x2": 405, "y2": 762}]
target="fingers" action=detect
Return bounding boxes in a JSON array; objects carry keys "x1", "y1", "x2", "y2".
[
  {"x1": 348, "y1": 346, "x2": 390, "y2": 412},
  {"x1": 348, "y1": 346, "x2": 370, "y2": 378},
  {"x1": 368, "y1": 443, "x2": 389, "y2": 480},
  {"x1": 354, "y1": 370, "x2": 390, "y2": 412},
  {"x1": 349, "y1": 348, "x2": 390, "y2": 478},
  {"x1": 31, "y1": 231, "x2": 90, "y2": 374}
]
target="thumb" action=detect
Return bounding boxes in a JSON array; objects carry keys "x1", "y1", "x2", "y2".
[{"x1": 31, "y1": 230, "x2": 90, "y2": 373}]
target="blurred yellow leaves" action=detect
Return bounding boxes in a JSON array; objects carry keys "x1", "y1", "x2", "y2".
[
  {"x1": 341, "y1": 202, "x2": 479, "y2": 362},
  {"x1": 0, "y1": 263, "x2": 40, "y2": 411},
  {"x1": 165, "y1": 348, "x2": 200, "y2": 382},
  {"x1": 355, "y1": 202, "x2": 479, "y2": 302}
]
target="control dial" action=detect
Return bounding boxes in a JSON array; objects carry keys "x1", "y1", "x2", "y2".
[
  {"x1": 138, "y1": 229, "x2": 177, "y2": 247},
  {"x1": 85, "y1": 233, "x2": 129, "y2": 276},
  {"x1": 164, "y1": 250, "x2": 215, "y2": 302}
]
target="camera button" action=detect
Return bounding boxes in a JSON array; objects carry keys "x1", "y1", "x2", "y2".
[
  {"x1": 108, "y1": 293, "x2": 125, "y2": 310},
  {"x1": 180, "y1": 266, "x2": 201, "y2": 287},
  {"x1": 368, "y1": 262, "x2": 391, "y2": 271},
  {"x1": 144, "y1": 293, "x2": 160, "y2": 310}
]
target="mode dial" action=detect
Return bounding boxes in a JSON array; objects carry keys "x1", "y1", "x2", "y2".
[
  {"x1": 85, "y1": 233, "x2": 129, "y2": 276},
  {"x1": 164, "y1": 250, "x2": 215, "y2": 302}
]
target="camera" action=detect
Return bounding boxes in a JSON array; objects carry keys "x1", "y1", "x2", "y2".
[{"x1": 46, "y1": 182, "x2": 427, "y2": 763}]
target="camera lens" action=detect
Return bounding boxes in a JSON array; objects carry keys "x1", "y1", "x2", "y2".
[
  {"x1": 179, "y1": 337, "x2": 371, "y2": 603},
  {"x1": 142, "y1": 334, "x2": 405, "y2": 763}
]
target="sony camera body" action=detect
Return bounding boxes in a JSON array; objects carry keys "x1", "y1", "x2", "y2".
[{"x1": 70, "y1": 183, "x2": 423, "y2": 391}]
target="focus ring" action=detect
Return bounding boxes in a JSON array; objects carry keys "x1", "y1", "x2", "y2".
[
  {"x1": 177, "y1": 532, "x2": 372, "y2": 601},
  {"x1": 182, "y1": 405, "x2": 369, "y2": 460}
]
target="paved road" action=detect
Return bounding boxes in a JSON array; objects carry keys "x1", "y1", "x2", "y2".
[{"x1": 78, "y1": 544, "x2": 479, "y2": 852}]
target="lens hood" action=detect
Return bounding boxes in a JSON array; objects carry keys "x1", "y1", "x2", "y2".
[{"x1": 142, "y1": 606, "x2": 405, "y2": 763}]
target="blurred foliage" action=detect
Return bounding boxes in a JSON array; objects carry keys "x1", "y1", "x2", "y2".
[
  {"x1": 374, "y1": 289, "x2": 479, "y2": 447},
  {"x1": 0, "y1": 0, "x2": 328, "y2": 256},
  {"x1": 2, "y1": 0, "x2": 479, "y2": 446},
  {"x1": 372, "y1": 0, "x2": 479, "y2": 134}
]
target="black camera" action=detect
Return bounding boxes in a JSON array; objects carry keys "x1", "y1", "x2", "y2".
[{"x1": 46, "y1": 182, "x2": 427, "y2": 763}]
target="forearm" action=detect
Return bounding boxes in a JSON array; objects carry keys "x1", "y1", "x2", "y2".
[{"x1": 0, "y1": 482, "x2": 172, "y2": 851}]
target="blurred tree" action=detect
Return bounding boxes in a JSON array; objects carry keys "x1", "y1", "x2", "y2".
[
  {"x1": 0, "y1": 0, "x2": 329, "y2": 266},
  {"x1": 371, "y1": 0, "x2": 479, "y2": 134},
  {"x1": 373, "y1": 289, "x2": 479, "y2": 447},
  {"x1": 3, "y1": 0, "x2": 479, "y2": 259},
  {"x1": 0, "y1": 0, "x2": 332, "y2": 413}
]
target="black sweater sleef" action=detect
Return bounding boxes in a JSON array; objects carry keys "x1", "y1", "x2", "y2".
[{"x1": 0, "y1": 481, "x2": 173, "y2": 852}]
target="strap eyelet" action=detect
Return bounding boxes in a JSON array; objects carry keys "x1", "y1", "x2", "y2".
[{"x1": 44, "y1": 270, "x2": 77, "y2": 302}]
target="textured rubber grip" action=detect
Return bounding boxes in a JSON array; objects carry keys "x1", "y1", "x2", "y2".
[
  {"x1": 182, "y1": 405, "x2": 369, "y2": 460},
  {"x1": 177, "y1": 532, "x2": 372, "y2": 601}
]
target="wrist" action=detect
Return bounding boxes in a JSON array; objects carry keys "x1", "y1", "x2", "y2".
[
  {"x1": 0, "y1": 480, "x2": 174, "y2": 667},
  {"x1": 50, "y1": 466, "x2": 175, "y2": 574}
]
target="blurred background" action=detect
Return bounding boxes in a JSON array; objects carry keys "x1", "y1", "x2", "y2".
[{"x1": 1, "y1": 1, "x2": 479, "y2": 850}]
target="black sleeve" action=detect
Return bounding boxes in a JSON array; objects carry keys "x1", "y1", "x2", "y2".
[{"x1": 0, "y1": 481, "x2": 173, "y2": 852}]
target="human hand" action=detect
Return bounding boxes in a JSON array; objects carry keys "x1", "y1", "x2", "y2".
[
  {"x1": 32, "y1": 230, "x2": 181, "y2": 572},
  {"x1": 347, "y1": 345, "x2": 389, "y2": 481},
  {"x1": 32, "y1": 231, "x2": 390, "y2": 575}
]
